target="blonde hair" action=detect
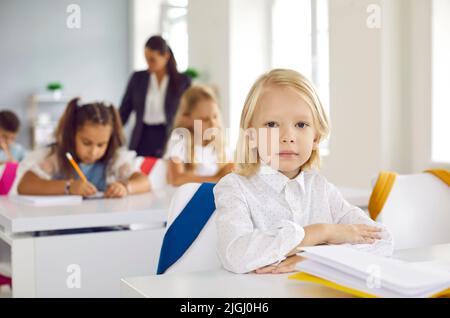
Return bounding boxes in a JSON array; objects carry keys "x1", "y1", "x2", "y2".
[
  {"x1": 170, "y1": 85, "x2": 228, "y2": 171},
  {"x1": 235, "y1": 69, "x2": 330, "y2": 177}
]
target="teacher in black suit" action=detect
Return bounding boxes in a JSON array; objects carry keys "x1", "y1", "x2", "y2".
[{"x1": 120, "y1": 36, "x2": 191, "y2": 157}]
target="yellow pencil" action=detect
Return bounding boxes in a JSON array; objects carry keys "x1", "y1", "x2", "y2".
[{"x1": 65, "y1": 152, "x2": 88, "y2": 183}]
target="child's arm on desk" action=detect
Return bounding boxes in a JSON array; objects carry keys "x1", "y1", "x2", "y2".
[
  {"x1": 17, "y1": 171, "x2": 97, "y2": 196},
  {"x1": 255, "y1": 224, "x2": 382, "y2": 274},
  {"x1": 258, "y1": 181, "x2": 394, "y2": 273}
]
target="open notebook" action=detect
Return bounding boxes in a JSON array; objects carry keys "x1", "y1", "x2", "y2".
[
  {"x1": 10, "y1": 192, "x2": 105, "y2": 206},
  {"x1": 289, "y1": 245, "x2": 450, "y2": 298}
]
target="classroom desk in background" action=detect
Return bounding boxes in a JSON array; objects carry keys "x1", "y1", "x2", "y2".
[
  {"x1": 338, "y1": 187, "x2": 371, "y2": 209},
  {"x1": 120, "y1": 243, "x2": 450, "y2": 298},
  {"x1": 0, "y1": 189, "x2": 174, "y2": 298}
]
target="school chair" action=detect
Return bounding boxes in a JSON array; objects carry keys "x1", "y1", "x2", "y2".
[
  {"x1": 0, "y1": 162, "x2": 18, "y2": 196},
  {"x1": 128, "y1": 157, "x2": 170, "y2": 231},
  {"x1": 139, "y1": 156, "x2": 168, "y2": 190},
  {"x1": 157, "y1": 183, "x2": 221, "y2": 274},
  {"x1": 368, "y1": 169, "x2": 450, "y2": 250}
]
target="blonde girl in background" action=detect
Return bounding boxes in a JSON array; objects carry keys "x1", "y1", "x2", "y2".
[{"x1": 164, "y1": 85, "x2": 234, "y2": 186}]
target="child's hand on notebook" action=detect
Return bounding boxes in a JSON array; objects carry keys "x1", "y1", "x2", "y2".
[
  {"x1": 254, "y1": 255, "x2": 304, "y2": 274},
  {"x1": 69, "y1": 180, "x2": 98, "y2": 196},
  {"x1": 326, "y1": 224, "x2": 382, "y2": 245},
  {"x1": 104, "y1": 181, "x2": 128, "y2": 198}
]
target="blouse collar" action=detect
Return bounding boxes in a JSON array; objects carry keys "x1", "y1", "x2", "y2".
[{"x1": 258, "y1": 162, "x2": 305, "y2": 194}]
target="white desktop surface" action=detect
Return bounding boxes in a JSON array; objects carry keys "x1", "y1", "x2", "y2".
[
  {"x1": 121, "y1": 244, "x2": 450, "y2": 298},
  {"x1": 0, "y1": 190, "x2": 173, "y2": 233},
  {"x1": 121, "y1": 270, "x2": 352, "y2": 298}
]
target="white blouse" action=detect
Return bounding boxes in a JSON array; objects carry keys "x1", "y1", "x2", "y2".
[
  {"x1": 163, "y1": 131, "x2": 231, "y2": 177},
  {"x1": 143, "y1": 73, "x2": 169, "y2": 125},
  {"x1": 214, "y1": 164, "x2": 394, "y2": 274}
]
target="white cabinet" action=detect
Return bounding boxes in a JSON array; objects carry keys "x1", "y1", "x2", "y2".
[{"x1": 27, "y1": 93, "x2": 75, "y2": 149}]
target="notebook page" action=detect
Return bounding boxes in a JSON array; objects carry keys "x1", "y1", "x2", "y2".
[
  {"x1": 298, "y1": 245, "x2": 450, "y2": 290},
  {"x1": 10, "y1": 195, "x2": 83, "y2": 206}
]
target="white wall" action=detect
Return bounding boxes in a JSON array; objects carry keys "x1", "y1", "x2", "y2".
[
  {"x1": 187, "y1": 0, "x2": 439, "y2": 189},
  {"x1": 0, "y1": 0, "x2": 130, "y2": 148},
  {"x1": 320, "y1": 0, "x2": 384, "y2": 188},
  {"x1": 318, "y1": 0, "x2": 433, "y2": 188},
  {"x1": 380, "y1": 0, "x2": 410, "y2": 173},
  {"x1": 229, "y1": 0, "x2": 271, "y2": 146},
  {"x1": 431, "y1": 0, "x2": 450, "y2": 167},
  {"x1": 188, "y1": 0, "x2": 231, "y2": 127},
  {"x1": 130, "y1": 0, "x2": 165, "y2": 71}
]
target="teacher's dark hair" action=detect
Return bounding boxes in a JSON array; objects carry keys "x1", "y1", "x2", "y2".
[{"x1": 145, "y1": 35, "x2": 180, "y2": 90}]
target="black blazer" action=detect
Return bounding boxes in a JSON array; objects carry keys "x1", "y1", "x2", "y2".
[{"x1": 119, "y1": 71, "x2": 191, "y2": 151}]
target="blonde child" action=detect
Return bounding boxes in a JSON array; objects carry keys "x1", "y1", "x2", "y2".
[
  {"x1": 214, "y1": 69, "x2": 393, "y2": 274},
  {"x1": 14, "y1": 98, "x2": 150, "y2": 198},
  {"x1": 164, "y1": 85, "x2": 234, "y2": 186}
]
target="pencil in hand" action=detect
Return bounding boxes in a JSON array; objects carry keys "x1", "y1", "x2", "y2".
[{"x1": 65, "y1": 152, "x2": 88, "y2": 183}]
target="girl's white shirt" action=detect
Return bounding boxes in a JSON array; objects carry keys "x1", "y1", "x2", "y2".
[{"x1": 163, "y1": 131, "x2": 232, "y2": 177}]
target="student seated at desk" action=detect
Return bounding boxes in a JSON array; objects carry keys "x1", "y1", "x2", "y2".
[
  {"x1": 13, "y1": 98, "x2": 150, "y2": 198},
  {"x1": 0, "y1": 110, "x2": 26, "y2": 164},
  {"x1": 164, "y1": 85, "x2": 234, "y2": 186},
  {"x1": 214, "y1": 69, "x2": 394, "y2": 274}
]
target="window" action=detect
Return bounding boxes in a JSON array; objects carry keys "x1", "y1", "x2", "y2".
[
  {"x1": 271, "y1": 0, "x2": 330, "y2": 154},
  {"x1": 432, "y1": 0, "x2": 450, "y2": 163},
  {"x1": 160, "y1": 0, "x2": 189, "y2": 72}
]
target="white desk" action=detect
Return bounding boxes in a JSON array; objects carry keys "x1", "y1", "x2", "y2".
[
  {"x1": 121, "y1": 270, "x2": 352, "y2": 298},
  {"x1": 120, "y1": 244, "x2": 450, "y2": 298},
  {"x1": 0, "y1": 192, "x2": 169, "y2": 233},
  {"x1": 0, "y1": 190, "x2": 174, "y2": 298}
]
